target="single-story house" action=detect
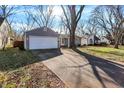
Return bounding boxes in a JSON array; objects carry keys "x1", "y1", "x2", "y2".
[
  {"x1": 59, "y1": 34, "x2": 102, "y2": 47},
  {"x1": 81, "y1": 35, "x2": 88, "y2": 46},
  {"x1": 59, "y1": 34, "x2": 81, "y2": 47},
  {"x1": 81, "y1": 35, "x2": 100, "y2": 46},
  {"x1": 87, "y1": 35, "x2": 100, "y2": 45},
  {"x1": 0, "y1": 17, "x2": 12, "y2": 49},
  {"x1": 100, "y1": 36, "x2": 110, "y2": 44},
  {"x1": 24, "y1": 27, "x2": 59, "y2": 50}
]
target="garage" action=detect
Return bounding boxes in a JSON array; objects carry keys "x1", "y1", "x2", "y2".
[
  {"x1": 24, "y1": 27, "x2": 59, "y2": 50},
  {"x1": 29, "y1": 36, "x2": 58, "y2": 49}
]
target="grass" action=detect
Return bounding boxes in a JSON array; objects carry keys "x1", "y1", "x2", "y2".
[
  {"x1": 0, "y1": 48, "x2": 65, "y2": 88},
  {"x1": 0, "y1": 48, "x2": 39, "y2": 71},
  {"x1": 79, "y1": 46, "x2": 124, "y2": 63},
  {"x1": 0, "y1": 48, "x2": 40, "y2": 87}
]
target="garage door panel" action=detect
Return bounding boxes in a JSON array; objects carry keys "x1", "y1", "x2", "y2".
[{"x1": 29, "y1": 36, "x2": 58, "y2": 49}]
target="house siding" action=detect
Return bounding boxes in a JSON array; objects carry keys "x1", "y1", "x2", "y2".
[
  {"x1": 81, "y1": 38, "x2": 88, "y2": 45},
  {"x1": 87, "y1": 35, "x2": 94, "y2": 45},
  {"x1": 0, "y1": 20, "x2": 10, "y2": 48},
  {"x1": 59, "y1": 35, "x2": 82, "y2": 47}
]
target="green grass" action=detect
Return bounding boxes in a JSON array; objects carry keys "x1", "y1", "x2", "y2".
[
  {"x1": 0, "y1": 48, "x2": 40, "y2": 87},
  {"x1": 79, "y1": 46, "x2": 124, "y2": 63},
  {"x1": 0, "y1": 48, "x2": 39, "y2": 71}
]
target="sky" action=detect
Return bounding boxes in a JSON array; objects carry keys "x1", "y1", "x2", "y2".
[{"x1": 6, "y1": 5, "x2": 97, "y2": 33}]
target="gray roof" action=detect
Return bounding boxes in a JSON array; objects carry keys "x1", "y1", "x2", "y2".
[
  {"x1": 94, "y1": 35, "x2": 100, "y2": 40},
  {"x1": 25, "y1": 26, "x2": 58, "y2": 37},
  {"x1": 0, "y1": 17, "x2": 4, "y2": 26}
]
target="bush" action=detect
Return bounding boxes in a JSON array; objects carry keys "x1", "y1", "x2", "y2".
[
  {"x1": 13, "y1": 41, "x2": 18, "y2": 48},
  {"x1": 83, "y1": 44, "x2": 86, "y2": 46},
  {"x1": 19, "y1": 42, "x2": 24, "y2": 50},
  {"x1": 88, "y1": 44, "x2": 94, "y2": 46},
  {"x1": 99, "y1": 42, "x2": 108, "y2": 46},
  {"x1": 13, "y1": 41, "x2": 24, "y2": 50}
]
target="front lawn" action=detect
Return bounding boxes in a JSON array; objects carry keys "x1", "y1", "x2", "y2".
[
  {"x1": 0, "y1": 48, "x2": 39, "y2": 71},
  {"x1": 79, "y1": 46, "x2": 124, "y2": 63},
  {"x1": 0, "y1": 48, "x2": 65, "y2": 88}
]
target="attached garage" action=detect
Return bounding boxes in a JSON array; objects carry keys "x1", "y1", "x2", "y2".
[{"x1": 24, "y1": 27, "x2": 59, "y2": 50}]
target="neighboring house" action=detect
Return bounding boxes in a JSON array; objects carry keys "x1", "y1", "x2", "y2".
[
  {"x1": 24, "y1": 26, "x2": 59, "y2": 50},
  {"x1": 81, "y1": 35, "x2": 100, "y2": 46},
  {"x1": 81, "y1": 35, "x2": 89, "y2": 46},
  {"x1": 59, "y1": 34, "x2": 102, "y2": 47},
  {"x1": 59, "y1": 34, "x2": 81, "y2": 47},
  {"x1": 0, "y1": 18, "x2": 12, "y2": 49},
  {"x1": 100, "y1": 36, "x2": 110, "y2": 44},
  {"x1": 87, "y1": 35, "x2": 100, "y2": 45}
]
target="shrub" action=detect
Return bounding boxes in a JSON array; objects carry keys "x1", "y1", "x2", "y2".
[
  {"x1": 18, "y1": 41, "x2": 24, "y2": 50},
  {"x1": 13, "y1": 41, "x2": 24, "y2": 50},
  {"x1": 99, "y1": 42, "x2": 108, "y2": 46}
]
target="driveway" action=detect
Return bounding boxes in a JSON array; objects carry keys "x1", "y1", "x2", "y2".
[{"x1": 37, "y1": 49, "x2": 124, "y2": 88}]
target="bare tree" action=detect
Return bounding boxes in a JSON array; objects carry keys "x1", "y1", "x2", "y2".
[
  {"x1": 19, "y1": 10, "x2": 35, "y2": 40},
  {"x1": 86, "y1": 18, "x2": 100, "y2": 35},
  {"x1": 59, "y1": 15, "x2": 69, "y2": 34},
  {"x1": 90, "y1": 5, "x2": 124, "y2": 48},
  {"x1": 29, "y1": 5, "x2": 55, "y2": 28},
  {"x1": 61, "y1": 5, "x2": 85, "y2": 48},
  {"x1": 76, "y1": 21, "x2": 86, "y2": 36}
]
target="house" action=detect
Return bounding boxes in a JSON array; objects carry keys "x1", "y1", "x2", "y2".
[
  {"x1": 59, "y1": 34, "x2": 81, "y2": 47},
  {"x1": 59, "y1": 34, "x2": 102, "y2": 47},
  {"x1": 81, "y1": 35, "x2": 100, "y2": 45},
  {"x1": 87, "y1": 35, "x2": 100, "y2": 45},
  {"x1": 0, "y1": 18, "x2": 12, "y2": 49},
  {"x1": 24, "y1": 27, "x2": 59, "y2": 50},
  {"x1": 81, "y1": 35, "x2": 88, "y2": 46},
  {"x1": 100, "y1": 36, "x2": 110, "y2": 44}
]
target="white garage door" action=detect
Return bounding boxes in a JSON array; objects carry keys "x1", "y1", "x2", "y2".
[{"x1": 29, "y1": 36, "x2": 58, "y2": 49}]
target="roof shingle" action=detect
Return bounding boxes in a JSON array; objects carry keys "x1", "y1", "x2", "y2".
[{"x1": 25, "y1": 26, "x2": 58, "y2": 37}]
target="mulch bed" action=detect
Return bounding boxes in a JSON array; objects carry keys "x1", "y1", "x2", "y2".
[
  {"x1": 28, "y1": 63, "x2": 66, "y2": 88},
  {"x1": 3, "y1": 63, "x2": 66, "y2": 88}
]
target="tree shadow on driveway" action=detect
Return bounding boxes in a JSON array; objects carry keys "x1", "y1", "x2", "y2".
[
  {"x1": 32, "y1": 49, "x2": 63, "y2": 61},
  {"x1": 73, "y1": 48, "x2": 124, "y2": 88}
]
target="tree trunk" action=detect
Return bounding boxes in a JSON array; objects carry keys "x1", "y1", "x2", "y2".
[
  {"x1": 121, "y1": 36, "x2": 124, "y2": 45},
  {"x1": 69, "y1": 31, "x2": 75, "y2": 48},
  {"x1": 2, "y1": 46, "x2": 5, "y2": 51},
  {"x1": 114, "y1": 38, "x2": 119, "y2": 49},
  {"x1": 69, "y1": 25, "x2": 76, "y2": 48}
]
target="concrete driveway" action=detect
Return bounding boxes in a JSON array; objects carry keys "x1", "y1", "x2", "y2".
[{"x1": 37, "y1": 49, "x2": 124, "y2": 88}]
